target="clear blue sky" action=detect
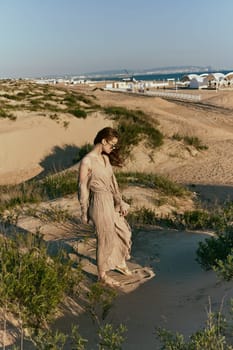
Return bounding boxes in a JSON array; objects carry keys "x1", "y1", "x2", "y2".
[{"x1": 0, "y1": 0, "x2": 233, "y2": 77}]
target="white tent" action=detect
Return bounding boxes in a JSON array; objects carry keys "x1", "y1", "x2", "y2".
[
  {"x1": 180, "y1": 74, "x2": 199, "y2": 82},
  {"x1": 224, "y1": 72, "x2": 233, "y2": 81},
  {"x1": 206, "y1": 72, "x2": 225, "y2": 82},
  {"x1": 189, "y1": 76, "x2": 208, "y2": 89}
]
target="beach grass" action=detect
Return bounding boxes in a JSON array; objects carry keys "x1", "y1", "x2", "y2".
[
  {"x1": 104, "y1": 106, "x2": 163, "y2": 158},
  {"x1": 0, "y1": 107, "x2": 17, "y2": 120},
  {"x1": 0, "y1": 170, "x2": 190, "y2": 214},
  {"x1": 116, "y1": 171, "x2": 189, "y2": 197},
  {"x1": 0, "y1": 171, "x2": 78, "y2": 212},
  {"x1": 157, "y1": 307, "x2": 231, "y2": 350},
  {"x1": 0, "y1": 82, "x2": 96, "y2": 122},
  {"x1": 0, "y1": 233, "x2": 82, "y2": 330},
  {"x1": 172, "y1": 133, "x2": 208, "y2": 150},
  {"x1": 128, "y1": 207, "x2": 159, "y2": 226}
]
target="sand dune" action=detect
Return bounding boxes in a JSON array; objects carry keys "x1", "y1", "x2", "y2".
[
  {"x1": 1, "y1": 82, "x2": 233, "y2": 348},
  {"x1": 1, "y1": 84, "x2": 233, "y2": 186},
  {"x1": 0, "y1": 111, "x2": 112, "y2": 184}
]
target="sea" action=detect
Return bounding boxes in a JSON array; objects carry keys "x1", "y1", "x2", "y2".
[{"x1": 93, "y1": 69, "x2": 233, "y2": 82}]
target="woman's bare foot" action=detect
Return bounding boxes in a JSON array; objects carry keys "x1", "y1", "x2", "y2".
[{"x1": 115, "y1": 265, "x2": 132, "y2": 276}]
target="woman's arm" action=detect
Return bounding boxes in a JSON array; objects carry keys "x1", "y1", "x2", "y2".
[{"x1": 78, "y1": 157, "x2": 91, "y2": 224}]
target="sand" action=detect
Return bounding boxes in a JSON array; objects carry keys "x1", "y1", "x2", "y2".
[
  {"x1": 0, "y1": 110, "x2": 112, "y2": 185},
  {"x1": 1, "y1": 82, "x2": 233, "y2": 348}
]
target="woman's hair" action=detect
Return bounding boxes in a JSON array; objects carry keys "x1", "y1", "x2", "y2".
[
  {"x1": 94, "y1": 127, "x2": 119, "y2": 145},
  {"x1": 94, "y1": 127, "x2": 122, "y2": 166}
]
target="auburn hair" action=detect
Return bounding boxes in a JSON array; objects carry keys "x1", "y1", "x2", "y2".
[{"x1": 94, "y1": 127, "x2": 122, "y2": 166}]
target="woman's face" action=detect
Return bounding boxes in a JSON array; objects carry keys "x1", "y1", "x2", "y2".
[{"x1": 102, "y1": 137, "x2": 118, "y2": 154}]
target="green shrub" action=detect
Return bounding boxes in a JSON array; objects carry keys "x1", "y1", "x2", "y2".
[
  {"x1": 86, "y1": 282, "x2": 118, "y2": 323},
  {"x1": 0, "y1": 171, "x2": 78, "y2": 212},
  {"x1": 128, "y1": 207, "x2": 159, "y2": 226},
  {"x1": 2, "y1": 93, "x2": 17, "y2": 100},
  {"x1": 215, "y1": 253, "x2": 233, "y2": 281},
  {"x1": 196, "y1": 226, "x2": 233, "y2": 276},
  {"x1": 98, "y1": 323, "x2": 127, "y2": 350},
  {"x1": 172, "y1": 210, "x2": 213, "y2": 230},
  {"x1": 183, "y1": 136, "x2": 208, "y2": 150},
  {"x1": 41, "y1": 171, "x2": 78, "y2": 199},
  {"x1": 156, "y1": 309, "x2": 230, "y2": 350},
  {"x1": 70, "y1": 325, "x2": 88, "y2": 349},
  {"x1": 0, "y1": 234, "x2": 82, "y2": 329},
  {"x1": 0, "y1": 108, "x2": 16, "y2": 120},
  {"x1": 16, "y1": 91, "x2": 28, "y2": 100},
  {"x1": 30, "y1": 99, "x2": 41, "y2": 106},
  {"x1": 172, "y1": 133, "x2": 183, "y2": 141},
  {"x1": 30, "y1": 329, "x2": 67, "y2": 349},
  {"x1": 64, "y1": 92, "x2": 93, "y2": 106},
  {"x1": 44, "y1": 102, "x2": 60, "y2": 112},
  {"x1": 31, "y1": 205, "x2": 75, "y2": 224},
  {"x1": 116, "y1": 172, "x2": 189, "y2": 197},
  {"x1": 68, "y1": 108, "x2": 87, "y2": 118},
  {"x1": 63, "y1": 93, "x2": 78, "y2": 106},
  {"x1": 195, "y1": 202, "x2": 233, "y2": 280},
  {"x1": 163, "y1": 203, "x2": 233, "y2": 232},
  {"x1": 172, "y1": 133, "x2": 208, "y2": 151},
  {"x1": 0, "y1": 182, "x2": 41, "y2": 212},
  {"x1": 104, "y1": 106, "x2": 163, "y2": 158},
  {"x1": 74, "y1": 93, "x2": 95, "y2": 105}
]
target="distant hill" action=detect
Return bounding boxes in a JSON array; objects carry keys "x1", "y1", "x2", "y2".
[
  {"x1": 81, "y1": 65, "x2": 213, "y2": 78},
  {"x1": 39, "y1": 65, "x2": 233, "y2": 80}
]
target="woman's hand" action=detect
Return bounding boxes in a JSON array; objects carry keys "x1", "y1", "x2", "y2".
[
  {"x1": 120, "y1": 201, "x2": 129, "y2": 216},
  {"x1": 120, "y1": 208, "x2": 128, "y2": 216}
]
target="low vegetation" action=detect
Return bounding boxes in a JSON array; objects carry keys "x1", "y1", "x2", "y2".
[
  {"x1": 156, "y1": 201, "x2": 233, "y2": 232},
  {"x1": 68, "y1": 108, "x2": 87, "y2": 118},
  {"x1": 127, "y1": 198, "x2": 233, "y2": 231},
  {"x1": 0, "y1": 170, "x2": 190, "y2": 215},
  {"x1": 104, "y1": 106, "x2": 163, "y2": 158},
  {"x1": 172, "y1": 133, "x2": 208, "y2": 150},
  {"x1": 0, "y1": 232, "x2": 127, "y2": 349},
  {"x1": 196, "y1": 224, "x2": 233, "y2": 280},
  {"x1": 0, "y1": 171, "x2": 78, "y2": 212},
  {"x1": 0, "y1": 233, "x2": 82, "y2": 346},
  {"x1": 128, "y1": 207, "x2": 159, "y2": 226},
  {"x1": 0, "y1": 82, "x2": 96, "y2": 126},
  {"x1": 0, "y1": 107, "x2": 17, "y2": 120},
  {"x1": 157, "y1": 306, "x2": 233, "y2": 350},
  {"x1": 116, "y1": 171, "x2": 189, "y2": 197},
  {"x1": 1, "y1": 80, "x2": 233, "y2": 348}
]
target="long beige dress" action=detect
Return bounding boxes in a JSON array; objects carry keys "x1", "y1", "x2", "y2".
[{"x1": 86, "y1": 156, "x2": 131, "y2": 273}]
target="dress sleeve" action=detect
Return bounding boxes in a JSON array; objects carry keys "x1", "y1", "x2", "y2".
[
  {"x1": 111, "y1": 172, "x2": 130, "y2": 213},
  {"x1": 78, "y1": 182, "x2": 89, "y2": 220},
  {"x1": 78, "y1": 165, "x2": 91, "y2": 221}
]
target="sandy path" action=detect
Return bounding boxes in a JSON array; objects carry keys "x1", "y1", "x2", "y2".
[
  {"x1": 4, "y1": 185, "x2": 233, "y2": 349},
  {"x1": 50, "y1": 228, "x2": 233, "y2": 350}
]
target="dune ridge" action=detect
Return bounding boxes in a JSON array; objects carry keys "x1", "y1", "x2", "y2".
[{"x1": 1, "y1": 81, "x2": 233, "y2": 349}]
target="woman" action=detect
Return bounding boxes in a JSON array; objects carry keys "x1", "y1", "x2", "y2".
[{"x1": 78, "y1": 127, "x2": 132, "y2": 287}]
